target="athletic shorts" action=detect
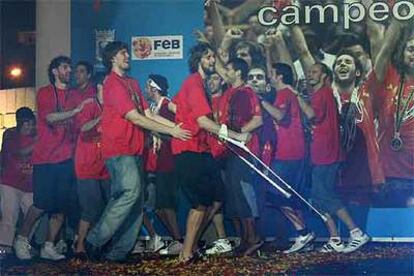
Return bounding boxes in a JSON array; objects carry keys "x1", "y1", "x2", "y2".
[
  {"x1": 224, "y1": 156, "x2": 258, "y2": 219},
  {"x1": 155, "y1": 171, "x2": 178, "y2": 210},
  {"x1": 33, "y1": 159, "x2": 76, "y2": 214},
  {"x1": 268, "y1": 159, "x2": 304, "y2": 208},
  {"x1": 175, "y1": 152, "x2": 218, "y2": 209},
  {"x1": 311, "y1": 162, "x2": 344, "y2": 215}
]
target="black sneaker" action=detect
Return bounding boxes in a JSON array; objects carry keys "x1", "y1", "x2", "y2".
[{"x1": 84, "y1": 240, "x2": 102, "y2": 262}]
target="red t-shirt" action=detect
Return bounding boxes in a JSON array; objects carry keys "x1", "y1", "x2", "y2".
[
  {"x1": 1, "y1": 128, "x2": 35, "y2": 192},
  {"x1": 310, "y1": 86, "x2": 342, "y2": 165},
  {"x1": 74, "y1": 100, "x2": 109, "y2": 180},
  {"x1": 102, "y1": 71, "x2": 148, "y2": 159},
  {"x1": 376, "y1": 65, "x2": 414, "y2": 179},
  {"x1": 273, "y1": 87, "x2": 305, "y2": 160},
  {"x1": 219, "y1": 85, "x2": 262, "y2": 156},
  {"x1": 66, "y1": 84, "x2": 96, "y2": 111},
  {"x1": 208, "y1": 94, "x2": 227, "y2": 158},
  {"x1": 145, "y1": 98, "x2": 175, "y2": 172},
  {"x1": 32, "y1": 85, "x2": 73, "y2": 164},
  {"x1": 171, "y1": 73, "x2": 212, "y2": 155},
  {"x1": 67, "y1": 84, "x2": 97, "y2": 139}
]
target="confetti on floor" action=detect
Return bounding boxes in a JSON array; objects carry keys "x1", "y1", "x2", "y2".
[{"x1": 1, "y1": 243, "x2": 413, "y2": 275}]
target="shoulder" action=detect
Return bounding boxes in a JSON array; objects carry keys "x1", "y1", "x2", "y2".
[
  {"x1": 3, "y1": 127, "x2": 17, "y2": 139},
  {"x1": 184, "y1": 73, "x2": 202, "y2": 87},
  {"x1": 37, "y1": 85, "x2": 53, "y2": 95}
]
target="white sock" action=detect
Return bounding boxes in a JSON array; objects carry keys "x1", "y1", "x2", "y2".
[
  {"x1": 350, "y1": 228, "x2": 363, "y2": 237},
  {"x1": 44, "y1": 241, "x2": 54, "y2": 248}
]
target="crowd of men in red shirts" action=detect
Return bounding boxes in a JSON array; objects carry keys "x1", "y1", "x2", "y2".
[{"x1": 0, "y1": 2, "x2": 413, "y2": 264}]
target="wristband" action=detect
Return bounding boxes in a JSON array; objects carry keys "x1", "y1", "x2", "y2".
[{"x1": 218, "y1": 124, "x2": 228, "y2": 139}]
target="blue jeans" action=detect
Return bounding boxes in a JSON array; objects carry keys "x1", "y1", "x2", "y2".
[{"x1": 87, "y1": 155, "x2": 144, "y2": 260}]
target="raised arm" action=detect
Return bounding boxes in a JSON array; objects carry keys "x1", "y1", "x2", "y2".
[
  {"x1": 289, "y1": 25, "x2": 315, "y2": 76},
  {"x1": 374, "y1": 19, "x2": 405, "y2": 82},
  {"x1": 205, "y1": 0, "x2": 226, "y2": 49}
]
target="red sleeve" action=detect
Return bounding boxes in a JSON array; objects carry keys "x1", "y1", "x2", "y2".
[
  {"x1": 105, "y1": 81, "x2": 136, "y2": 116},
  {"x1": 311, "y1": 90, "x2": 327, "y2": 124},
  {"x1": 186, "y1": 79, "x2": 211, "y2": 119},
  {"x1": 273, "y1": 89, "x2": 291, "y2": 113},
  {"x1": 37, "y1": 87, "x2": 56, "y2": 123}
]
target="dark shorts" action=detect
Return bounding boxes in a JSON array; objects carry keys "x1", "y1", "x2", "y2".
[
  {"x1": 33, "y1": 159, "x2": 76, "y2": 214},
  {"x1": 155, "y1": 171, "x2": 178, "y2": 210},
  {"x1": 224, "y1": 156, "x2": 258, "y2": 219},
  {"x1": 211, "y1": 159, "x2": 225, "y2": 203},
  {"x1": 77, "y1": 179, "x2": 111, "y2": 224},
  {"x1": 269, "y1": 159, "x2": 304, "y2": 208},
  {"x1": 375, "y1": 178, "x2": 414, "y2": 207},
  {"x1": 175, "y1": 152, "x2": 218, "y2": 209},
  {"x1": 311, "y1": 163, "x2": 344, "y2": 215}
]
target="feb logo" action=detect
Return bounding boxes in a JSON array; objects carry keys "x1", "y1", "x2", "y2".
[{"x1": 133, "y1": 37, "x2": 152, "y2": 59}]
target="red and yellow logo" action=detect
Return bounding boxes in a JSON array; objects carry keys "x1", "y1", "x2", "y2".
[{"x1": 132, "y1": 37, "x2": 152, "y2": 59}]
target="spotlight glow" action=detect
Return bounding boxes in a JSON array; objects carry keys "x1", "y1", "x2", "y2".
[{"x1": 10, "y1": 67, "x2": 22, "y2": 78}]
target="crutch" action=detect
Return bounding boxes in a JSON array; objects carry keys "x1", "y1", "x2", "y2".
[
  {"x1": 222, "y1": 136, "x2": 328, "y2": 222},
  {"x1": 225, "y1": 145, "x2": 291, "y2": 198}
]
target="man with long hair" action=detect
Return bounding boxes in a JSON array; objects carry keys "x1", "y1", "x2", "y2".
[{"x1": 84, "y1": 41, "x2": 191, "y2": 262}]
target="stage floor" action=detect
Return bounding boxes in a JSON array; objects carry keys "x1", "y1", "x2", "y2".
[{"x1": 1, "y1": 243, "x2": 413, "y2": 275}]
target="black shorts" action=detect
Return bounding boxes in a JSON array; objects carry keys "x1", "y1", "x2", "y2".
[
  {"x1": 33, "y1": 159, "x2": 76, "y2": 214},
  {"x1": 211, "y1": 159, "x2": 225, "y2": 203},
  {"x1": 155, "y1": 171, "x2": 178, "y2": 210},
  {"x1": 175, "y1": 152, "x2": 218, "y2": 209}
]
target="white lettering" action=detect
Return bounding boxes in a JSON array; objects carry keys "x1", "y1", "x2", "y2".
[
  {"x1": 258, "y1": 6, "x2": 278, "y2": 26},
  {"x1": 369, "y1": 2, "x2": 389, "y2": 22},
  {"x1": 343, "y1": 2, "x2": 365, "y2": 29},
  {"x1": 304, "y1": 4, "x2": 338, "y2": 24},
  {"x1": 393, "y1": 1, "x2": 414, "y2": 21},
  {"x1": 281, "y1": 5, "x2": 300, "y2": 25}
]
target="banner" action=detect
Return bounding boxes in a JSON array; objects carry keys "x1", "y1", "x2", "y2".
[{"x1": 131, "y1": 35, "x2": 183, "y2": 60}]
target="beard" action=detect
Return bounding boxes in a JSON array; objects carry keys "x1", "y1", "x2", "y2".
[
  {"x1": 202, "y1": 64, "x2": 215, "y2": 76},
  {"x1": 334, "y1": 73, "x2": 356, "y2": 88},
  {"x1": 58, "y1": 73, "x2": 70, "y2": 84}
]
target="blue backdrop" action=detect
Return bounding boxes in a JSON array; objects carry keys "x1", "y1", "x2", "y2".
[
  {"x1": 71, "y1": 0, "x2": 203, "y2": 95},
  {"x1": 70, "y1": 0, "x2": 414, "y2": 241}
]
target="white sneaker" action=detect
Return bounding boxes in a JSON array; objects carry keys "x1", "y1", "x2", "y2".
[
  {"x1": 55, "y1": 239, "x2": 68, "y2": 255},
  {"x1": 14, "y1": 235, "x2": 32, "y2": 260},
  {"x1": 132, "y1": 240, "x2": 145, "y2": 254},
  {"x1": 319, "y1": 238, "x2": 345, "y2": 253},
  {"x1": 205, "y1": 238, "x2": 232, "y2": 255},
  {"x1": 283, "y1": 232, "x2": 315, "y2": 254},
  {"x1": 343, "y1": 231, "x2": 370, "y2": 253},
  {"x1": 40, "y1": 242, "x2": 66, "y2": 260},
  {"x1": 159, "y1": 240, "x2": 183, "y2": 255},
  {"x1": 147, "y1": 235, "x2": 165, "y2": 253}
]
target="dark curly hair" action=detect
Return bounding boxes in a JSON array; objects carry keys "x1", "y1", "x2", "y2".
[
  {"x1": 188, "y1": 43, "x2": 212, "y2": 73},
  {"x1": 48, "y1": 56, "x2": 71, "y2": 84},
  {"x1": 102, "y1": 41, "x2": 129, "y2": 72}
]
